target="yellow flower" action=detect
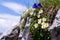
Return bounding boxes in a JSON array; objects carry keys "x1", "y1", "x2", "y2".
[
  {"x1": 42, "y1": 18, "x2": 46, "y2": 22},
  {"x1": 39, "y1": 9, "x2": 43, "y2": 14},
  {"x1": 38, "y1": 19, "x2": 41, "y2": 24},
  {"x1": 41, "y1": 23, "x2": 49, "y2": 29},
  {"x1": 34, "y1": 23, "x2": 38, "y2": 28},
  {"x1": 30, "y1": 12, "x2": 33, "y2": 15},
  {"x1": 37, "y1": 15, "x2": 40, "y2": 18}
]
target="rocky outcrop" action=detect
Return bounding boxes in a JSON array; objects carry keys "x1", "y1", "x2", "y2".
[
  {"x1": 49, "y1": 9, "x2": 60, "y2": 40},
  {"x1": 0, "y1": 26, "x2": 20, "y2": 40},
  {"x1": 50, "y1": 26, "x2": 60, "y2": 40},
  {"x1": 0, "y1": 8, "x2": 60, "y2": 40}
]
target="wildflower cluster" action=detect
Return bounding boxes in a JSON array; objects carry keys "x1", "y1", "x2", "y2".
[{"x1": 29, "y1": 3, "x2": 51, "y2": 40}]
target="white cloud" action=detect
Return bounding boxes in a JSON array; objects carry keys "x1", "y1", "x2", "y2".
[
  {"x1": 0, "y1": 13, "x2": 21, "y2": 39},
  {"x1": 0, "y1": 14, "x2": 20, "y2": 32},
  {"x1": 0, "y1": 2, "x2": 28, "y2": 38},
  {"x1": 1, "y1": 2, "x2": 27, "y2": 14}
]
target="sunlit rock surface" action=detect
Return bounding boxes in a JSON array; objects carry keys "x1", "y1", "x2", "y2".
[
  {"x1": 49, "y1": 9, "x2": 60, "y2": 30},
  {"x1": 48, "y1": 9, "x2": 60, "y2": 40}
]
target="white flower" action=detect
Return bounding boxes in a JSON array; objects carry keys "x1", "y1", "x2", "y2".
[
  {"x1": 30, "y1": 12, "x2": 33, "y2": 15},
  {"x1": 34, "y1": 13, "x2": 36, "y2": 16},
  {"x1": 32, "y1": 8, "x2": 36, "y2": 11},
  {"x1": 44, "y1": 23, "x2": 49, "y2": 27},
  {"x1": 42, "y1": 18, "x2": 46, "y2": 22},
  {"x1": 37, "y1": 15, "x2": 40, "y2": 18},
  {"x1": 41, "y1": 25, "x2": 44, "y2": 29},
  {"x1": 34, "y1": 23, "x2": 38, "y2": 28},
  {"x1": 39, "y1": 9, "x2": 43, "y2": 14},
  {"x1": 41, "y1": 23, "x2": 49, "y2": 29},
  {"x1": 41, "y1": 22, "x2": 45, "y2": 25},
  {"x1": 38, "y1": 19, "x2": 41, "y2": 24}
]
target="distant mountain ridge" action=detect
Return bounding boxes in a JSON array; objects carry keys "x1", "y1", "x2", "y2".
[{"x1": 0, "y1": 33, "x2": 2, "y2": 36}]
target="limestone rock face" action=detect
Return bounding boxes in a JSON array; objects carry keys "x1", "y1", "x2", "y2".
[
  {"x1": 0, "y1": 26, "x2": 20, "y2": 40},
  {"x1": 50, "y1": 26, "x2": 60, "y2": 40},
  {"x1": 49, "y1": 9, "x2": 60, "y2": 40},
  {"x1": 49, "y1": 9, "x2": 60, "y2": 30}
]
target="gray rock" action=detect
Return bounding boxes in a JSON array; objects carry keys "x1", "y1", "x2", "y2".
[
  {"x1": 0, "y1": 26, "x2": 20, "y2": 40},
  {"x1": 49, "y1": 9, "x2": 60, "y2": 40},
  {"x1": 49, "y1": 9, "x2": 60, "y2": 30}
]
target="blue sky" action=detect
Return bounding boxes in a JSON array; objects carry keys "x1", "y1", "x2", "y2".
[{"x1": 0, "y1": 0, "x2": 37, "y2": 33}]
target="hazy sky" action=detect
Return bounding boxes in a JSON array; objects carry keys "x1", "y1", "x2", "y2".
[{"x1": 0, "y1": 0, "x2": 37, "y2": 33}]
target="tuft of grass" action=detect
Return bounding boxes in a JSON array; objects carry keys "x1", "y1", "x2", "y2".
[
  {"x1": 39, "y1": 0, "x2": 60, "y2": 24},
  {"x1": 39, "y1": 0, "x2": 60, "y2": 9}
]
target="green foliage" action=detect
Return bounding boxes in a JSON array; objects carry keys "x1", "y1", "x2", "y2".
[
  {"x1": 29, "y1": 0, "x2": 60, "y2": 40},
  {"x1": 39, "y1": 0, "x2": 59, "y2": 25},
  {"x1": 29, "y1": 8, "x2": 51, "y2": 40},
  {"x1": 39, "y1": 0, "x2": 60, "y2": 8}
]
